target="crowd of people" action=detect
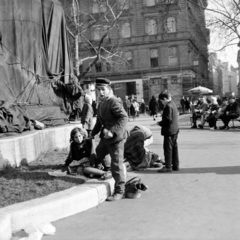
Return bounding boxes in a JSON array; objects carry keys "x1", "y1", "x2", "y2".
[
  {"x1": 61, "y1": 75, "x2": 239, "y2": 202},
  {"x1": 61, "y1": 77, "x2": 181, "y2": 201},
  {"x1": 190, "y1": 95, "x2": 240, "y2": 130}
]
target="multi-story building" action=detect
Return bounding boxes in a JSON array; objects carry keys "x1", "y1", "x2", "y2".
[
  {"x1": 61, "y1": 0, "x2": 210, "y2": 106},
  {"x1": 208, "y1": 53, "x2": 223, "y2": 95}
]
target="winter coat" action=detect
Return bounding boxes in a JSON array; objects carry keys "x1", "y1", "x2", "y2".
[
  {"x1": 81, "y1": 94, "x2": 94, "y2": 130},
  {"x1": 149, "y1": 97, "x2": 159, "y2": 115}
]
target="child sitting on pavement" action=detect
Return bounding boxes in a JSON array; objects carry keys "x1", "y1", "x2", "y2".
[{"x1": 62, "y1": 127, "x2": 111, "y2": 179}]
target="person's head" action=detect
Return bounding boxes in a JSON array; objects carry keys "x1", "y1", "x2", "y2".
[
  {"x1": 158, "y1": 91, "x2": 172, "y2": 106},
  {"x1": 125, "y1": 95, "x2": 129, "y2": 100},
  {"x1": 228, "y1": 96, "x2": 235, "y2": 104},
  {"x1": 70, "y1": 127, "x2": 87, "y2": 143},
  {"x1": 152, "y1": 95, "x2": 156, "y2": 99},
  {"x1": 96, "y1": 78, "x2": 112, "y2": 100},
  {"x1": 69, "y1": 75, "x2": 78, "y2": 85},
  {"x1": 211, "y1": 96, "x2": 217, "y2": 104},
  {"x1": 141, "y1": 98, "x2": 145, "y2": 103},
  {"x1": 222, "y1": 97, "x2": 228, "y2": 104}
]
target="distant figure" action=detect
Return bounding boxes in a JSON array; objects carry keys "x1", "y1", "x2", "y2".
[
  {"x1": 219, "y1": 96, "x2": 240, "y2": 130},
  {"x1": 130, "y1": 99, "x2": 138, "y2": 120},
  {"x1": 140, "y1": 98, "x2": 146, "y2": 115},
  {"x1": 217, "y1": 96, "x2": 222, "y2": 106},
  {"x1": 81, "y1": 94, "x2": 94, "y2": 137},
  {"x1": 149, "y1": 95, "x2": 159, "y2": 121},
  {"x1": 123, "y1": 95, "x2": 131, "y2": 119},
  {"x1": 180, "y1": 96, "x2": 185, "y2": 113},
  {"x1": 184, "y1": 97, "x2": 191, "y2": 113}
]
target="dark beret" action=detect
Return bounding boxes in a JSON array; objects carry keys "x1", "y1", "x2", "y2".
[{"x1": 96, "y1": 78, "x2": 111, "y2": 86}]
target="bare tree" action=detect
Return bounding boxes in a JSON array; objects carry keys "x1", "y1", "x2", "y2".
[
  {"x1": 189, "y1": 0, "x2": 240, "y2": 52},
  {"x1": 63, "y1": 0, "x2": 130, "y2": 79}
]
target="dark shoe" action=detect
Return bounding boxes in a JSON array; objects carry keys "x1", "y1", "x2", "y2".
[
  {"x1": 106, "y1": 192, "x2": 125, "y2": 201},
  {"x1": 157, "y1": 167, "x2": 172, "y2": 173},
  {"x1": 137, "y1": 183, "x2": 148, "y2": 191},
  {"x1": 172, "y1": 166, "x2": 180, "y2": 171},
  {"x1": 61, "y1": 165, "x2": 72, "y2": 175},
  {"x1": 191, "y1": 124, "x2": 197, "y2": 129},
  {"x1": 198, "y1": 124, "x2": 203, "y2": 129},
  {"x1": 214, "y1": 126, "x2": 217, "y2": 130},
  {"x1": 219, "y1": 125, "x2": 226, "y2": 130}
]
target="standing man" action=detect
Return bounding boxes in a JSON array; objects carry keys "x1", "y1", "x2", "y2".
[
  {"x1": 157, "y1": 91, "x2": 179, "y2": 173},
  {"x1": 90, "y1": 78, "x2": 128, "y2": 201},
  {"x1": 180, "y1": 96, "x2": 185, "y2": 113},
  {"x1": 123, "y1": 95, "x2": 131, "y2": 119}
]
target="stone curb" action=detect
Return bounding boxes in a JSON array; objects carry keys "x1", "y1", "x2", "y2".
[
  {"x1": 0, "y1": 124, "x2": 83, "y2": 168},
  {"x1": 0, "y1": 178, "x2": 114, "y2": 240}
]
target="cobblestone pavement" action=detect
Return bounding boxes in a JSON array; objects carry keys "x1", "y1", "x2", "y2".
[{"x1": 43, "y1": 114, "x2": 240, "y2": 240}]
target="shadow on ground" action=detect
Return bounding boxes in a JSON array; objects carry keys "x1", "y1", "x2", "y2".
[{"x1": 136, "y1": 166, "x2": 240, "y2": 175}]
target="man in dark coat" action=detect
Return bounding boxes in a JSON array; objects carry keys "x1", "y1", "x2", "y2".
[
  {"x1": 91, "y1": 78, "x2": 128, "y2": 201},
  {"x1": 149, "y1": 95, "x2": 159, "y2": 120},
  {"x1": 219, "y1": 96, "x2": 239, "y2": 129},
  {"x1": 157, "y1": 91, "x2": 179, "y2": 173},
  {"x1": 180, "y1": 96, "x2": 185, "y2": 113}
]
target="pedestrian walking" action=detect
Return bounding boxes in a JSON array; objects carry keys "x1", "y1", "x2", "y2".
[
  {"x1": 140, "y1": 98, "x2": 146, "y2": 115},
  {"x1": 90, "y1": 78, "x2": 128, "y2": 201},
  {"x1": 157, "y1": 91, "x2": 179, "y2": 173},
  {"x1": 184, "y1": 97, "x2": 191, "y2": 113},
  {"x1": 123, "y1": 95, "x2": 131, "y2": 119},
  {"x1": 149, "y1": 95, "x2": 159, "y2": 120},
  {"x1": 180, "y1": 96, "x2": 185, "y2": 113}
]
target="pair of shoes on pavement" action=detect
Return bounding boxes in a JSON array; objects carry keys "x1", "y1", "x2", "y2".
[
  {"x1": 198, "y1": 124, "x2": 203, "y2": 129},
  {"x1": 157, "y1": 166, "x2": 179, "y2": 173},
  {"x1": 107, "y1": 192, "x2": 125, "y2": 201}
]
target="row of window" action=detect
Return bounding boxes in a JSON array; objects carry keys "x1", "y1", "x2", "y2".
[
  {"x1": 92, "y1": 46, "x2": 178, "y2": 73},
  {"x1": 92, "y1": 17, "x2": 176, "y2": 40},
  {"x1": 92, "y1": 0, "x2": 176, "y2": 13}
]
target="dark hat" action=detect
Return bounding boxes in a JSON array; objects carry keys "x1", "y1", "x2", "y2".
[{"x1": 96, "y1": 78, "x2": 111, "y2": 86}]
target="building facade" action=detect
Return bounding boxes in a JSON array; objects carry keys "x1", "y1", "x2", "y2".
[{"x1": 61, "y1": 0, "x2": 210, "y2": 106}]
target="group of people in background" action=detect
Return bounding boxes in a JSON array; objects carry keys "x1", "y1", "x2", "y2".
[{"x1": 190, "y1": 95, "x2": 240, "y2": 130}]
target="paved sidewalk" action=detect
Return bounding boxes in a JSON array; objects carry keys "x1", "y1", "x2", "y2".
[{"x1": 43, "y1": 114, "x2": 240, "y2": 240}]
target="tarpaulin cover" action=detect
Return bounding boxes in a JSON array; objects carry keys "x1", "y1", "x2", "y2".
[{"x1": 0, "y1": 0, "x2": 74, "y2": 129}]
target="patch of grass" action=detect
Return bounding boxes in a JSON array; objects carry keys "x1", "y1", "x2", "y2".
[{"x1": 0, "y1": 149, "x2": 87, "y2": 208}]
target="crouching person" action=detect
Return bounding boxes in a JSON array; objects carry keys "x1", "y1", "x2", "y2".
[
  {"x1": 124, "y1": 125, "x2": 164, "y2": 171},
  {"x1": 90, "y1": 78, "x2": 128, "y2": 201}
]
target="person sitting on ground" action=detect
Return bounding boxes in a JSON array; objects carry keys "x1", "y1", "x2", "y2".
[
  {"x1": 199, "y1": 96, "x2": 219, "y2": 129},
  {"x1": 124, "y1": 125, "x2": 164, "y2": 171},
  {"x1": 62, "y1": 127, "x2": 108, "y2": 178},
  {"x1": 219, "y1": 96, "x2": 240, "y2": 130},
  {"x1": 191, "y1": 97, "x2": 209, "y2": 128}
]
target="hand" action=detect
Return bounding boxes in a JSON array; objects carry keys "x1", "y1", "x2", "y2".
[
  {"x1": 89, "y1": 134, "x2": 94, "y2": 139},
  {"x1": 103, "y1": 129, "x2": 113, "y2": 139}
]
